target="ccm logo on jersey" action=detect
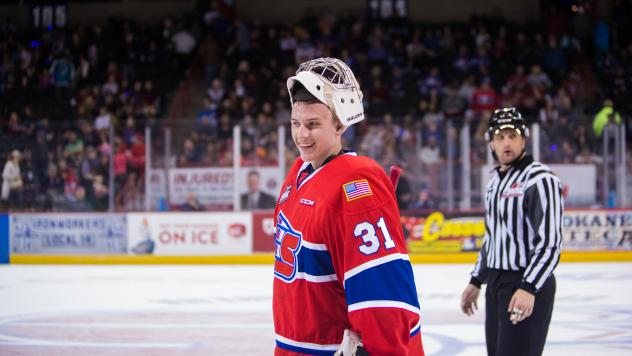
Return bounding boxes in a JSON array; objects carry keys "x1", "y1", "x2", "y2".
[
  {"x1": 501, "y1": 181, "x2": 526, "y2": 198},
  {"x1": 274, "y1": 211, "x2": 302, "y2": 283},
  {"x1": 299, "y1": 198, "x2": 315, "y2": 206}
]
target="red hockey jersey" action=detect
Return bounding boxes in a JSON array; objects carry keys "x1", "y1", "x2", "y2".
[{"x1": 273, "y1": 152, "x2": 424, "y2": 355}]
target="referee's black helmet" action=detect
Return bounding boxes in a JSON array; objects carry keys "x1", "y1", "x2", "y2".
[{"x1": 485, "y1": 107, "x2": 529, "y2": 141}]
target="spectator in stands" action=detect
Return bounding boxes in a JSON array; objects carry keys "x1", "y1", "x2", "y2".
[
  {"x1": 527, "y1": 64, "x2": 553, "y2": 91},
  {"x1": 442, "y1": 82, "x2": 468, "y2": 125},
  {"x1": 112, "y1": 140, "x2": 129, "y2": 208},
  {"x1": 20, "y1": 152, "x2": 38, "y2": 210},
  {"x1": 216, "y1": 113, "x2": 233, "y2": 141},
  {"x1": 128, "y1": 133, "x2": 146, "y2": 174},
  {"x1": 197, "y1": 97, "x2": 218, "y2": 134},
  {"x1": 46, "y1": 163, "x2": 64, "y2": 194},
  {"x1": 389, "y1": 67, "x2": 408, "y2": 116},
  {"x1": 453, "y1": 44, "x2": 472, "y2": 76},
  {"x1": 180, "y1": 193, "x2": 206, "y2": 211},
  {"x1": 419, "y1": 66, "x2": 443, "y2": 96},
  {"x1": 240, "y1": 136, "x2": 257, "y2": 165},
  {"x1": 122, "y1": 116, "x2": 137, "y2": 146},
  {"x1": 412, "y1": 186, "x2": 437, "y2": 210},
  {"x1": 79, "y1": 146, "x2": 99, "y2": 184},
  {"x1": 102, "y1": 74, "x2": 119, "y2": 96},
  {"x1": 218, "y1": 148, "x2": 234, "y2": 167},
  {"x1": 200, "y1": 141, "x2": 221, "y2": 166},
  {"x1": 294, "y1": 30, "x2": 318, "y2": 64},
  {"x1": 423, "y1": 102, "x2": 445, "y2": 131},
  {"x1": 395, "y1": 171, "x2": 414, "y2": 210},
  {"x1": 471, "y1": 77, "x2": 498, "y2": 114},
  {"x1": 553, "y1": 87, "x2": 574, "y2": 115},
  {"x1": 6, "y1": 112, "x2": 32, "y2": 138},
  {"x1": 90, "y1": 174, "x2": 109, "y2": 211},
  {"x1": 503, "y1": 65, "x2": 528, "y2": 93},
  {"x1": 542, "y1": 35, "x2": 567, "y2": 81},
  {"x1": 1, "y1": 150, "x2": 23, "y2": 209},
  {"x1": 575, "y1": 145, "x2": 603, "y2": 165},
  {"x1": 66, "y1": 186, "x2": 93, "y2": 212},
  {"x1": 62, "y1": 166, "x2": 79, "y2": 202},
  {"x1": 178, "y1": 138, "x2": 199, "y2": 166},
  {"x1": 359, "y1": 125, "x2": 385, "y2": 159},
  {"x1": 208, "y1": 78, "x2": 226, "y2": 104},
  {"x1": 172, "y1": 23, "x2": 197, "y2": 75},
  {"x1": 32, "y1": 131, "x2": 49, "y2": 185},
  {"x1": 240, "y1": 170, "x2": 276, "y2": 210},
  {"x1": 94, "y1": 107, "x2": 111, "y2": 132},
  {"x1": 593, "y1": 98, "x2": 622, "y2": 137},
  {"x1": 49, "y1": 50, "x2": 75, "y2": 118},
  {"x1": 78, "y1": 119, "x2": 98, "y2": 148},
  {"x1": 458, "y1": 74, "x2": 477, "y2": 104},
  {"x1": 539, "y1": 98, "x2": 560, "y2": 124},
  {"x1": 552, "y1": 139, "x2": 576, "y2": 163},
  {"x1": 419, "y1": 135, "x2": 442, "y2": 165},
  {"x1": 572, "y1": 124, "x2": 595, "y2": 151},
  {"x1": 64, "y1": 130, "x2": 84, "y2": 161}
]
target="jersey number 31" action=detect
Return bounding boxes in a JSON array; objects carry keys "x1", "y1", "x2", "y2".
[{"x1": 354, "y1": 217, "x2": 396, "y2": 255}]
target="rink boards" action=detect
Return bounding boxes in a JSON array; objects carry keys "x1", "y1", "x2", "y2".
[{"x1": 2, "y1": 209, "x2": 631, "y2": 264}]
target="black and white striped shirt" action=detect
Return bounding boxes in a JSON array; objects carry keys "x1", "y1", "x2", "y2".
[{"x1": 471, "y1": 155, "x2": 564, "y2": 294}]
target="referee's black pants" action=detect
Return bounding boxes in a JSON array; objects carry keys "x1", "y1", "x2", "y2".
[{"x1": 485, "y1": 269, "x2": 556, "y2": 356}]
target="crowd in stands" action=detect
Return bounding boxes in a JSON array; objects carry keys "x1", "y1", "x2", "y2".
[
  {"x1": 0, "y1": 14, "x2": 193, "y2": 211},
  {"x1": 1, "y1": 0, "x2": 631, "y2": 212}
]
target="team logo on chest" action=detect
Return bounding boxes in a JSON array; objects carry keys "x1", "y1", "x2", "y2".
[
  {"x1": 274, "y1": 211, "x2": 302, "y2": 282},
  {"x1": 501, "y1": 181, "x2": 526, "y2": 198},
  {"x1": 277, "y1": 185, "x2": 292, "y2": 205}
]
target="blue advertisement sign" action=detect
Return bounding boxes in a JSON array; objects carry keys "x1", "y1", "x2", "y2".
[
  {"x1": 11, "y1": 214, "x2": 127, "y2": 254},
  {"x1": 0, "y1": 214, "x2": 8, "y2": 263}
]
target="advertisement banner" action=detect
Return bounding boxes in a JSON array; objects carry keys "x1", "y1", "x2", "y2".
[
  {"x1": 563, "y1": 210, "x2": 632, "y2": 250},
  {"x1": 127, "y1": 213, "x2": 252, "y2": 255},
  {"x1": 402, "y1": 211, "x2": 486, "y2": 253},
  {"x1": 402, "y1": 209, "x2": 632, "y2": 253},
  {"x1": 169, "y1": 167, "x2": 233, "y2": 206},
  {"x1": 253, "y1": 211, "x2": 275, "y2": 252},
  {"x1": 147, "y1": 167, "x2": 283, "y2": 210},
  {"x1": 10, "y1": 214, "x2": 127, "y2": 254},
  {"x1": 0, "y1": 214, "x2": 8, "y2": 263},
  {"x1": 237, "y1": 167, "x2": 283, "y2": 210}
]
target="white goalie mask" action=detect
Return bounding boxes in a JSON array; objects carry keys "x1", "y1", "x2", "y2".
[{"x1": 287, "y1": 57, "x2": 365, "y2": 126}]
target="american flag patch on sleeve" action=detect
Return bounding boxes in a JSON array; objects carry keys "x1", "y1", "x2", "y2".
[{"x1": 342, "y1": 179, "x2": 372, "y2": 201}]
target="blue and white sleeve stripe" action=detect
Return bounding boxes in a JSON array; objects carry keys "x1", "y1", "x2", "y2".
[
  {"x1": 344, "y1": 254, "x2": 420, "y2": 314},
  {"x1": 275, "y1": 334, "x2": 339, "y2": 355}
]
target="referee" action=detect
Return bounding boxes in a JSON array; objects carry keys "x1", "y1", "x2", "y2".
[{"x1": 461, "y1": 107, "x2": 564, "y2": 356}]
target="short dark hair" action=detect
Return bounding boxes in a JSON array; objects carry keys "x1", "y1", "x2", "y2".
[
  {"x1": 291, "y1": 82, "x2": 320, "y2": 104},
  {"x1": 291, "y1": 82, "x2": 343, "y2": 130}
]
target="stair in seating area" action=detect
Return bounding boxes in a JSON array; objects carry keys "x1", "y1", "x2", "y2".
[{"x1": 164, "y1": 50, "x2": 210, "y2": 143}]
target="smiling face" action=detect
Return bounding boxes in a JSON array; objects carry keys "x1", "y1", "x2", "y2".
[
  {"x1": 490, "y1": 128, "x2": 526, "y2": 169},
  {"x1": 290, "y1": 101, "x2": 343, "y2": 169}
]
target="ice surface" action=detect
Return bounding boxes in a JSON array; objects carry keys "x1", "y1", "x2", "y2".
[{"x1": 0, "y1": 263, "x2": 630, "y2": 355}]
